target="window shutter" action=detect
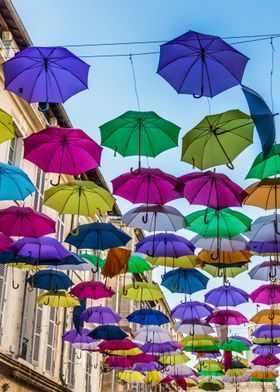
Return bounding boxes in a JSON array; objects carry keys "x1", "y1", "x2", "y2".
[
  {"x1": 45, "y1": 307, "x2": 56, "y2": 373},
  {"x1": 67, "y1": 344, "x2": 76, "y2": 386},
  {"x1": 0, "y1": 265, "x2": 7, "y2": 343},
  {"x1": 34, "y1": 168, "x2": 45, "y2": 212},
  {"x1": 85, "y1": 353, "x2": 92, "y2": 392},
  {"x1": 32, "y1": 298, "x2": 43, "y2": 364}
]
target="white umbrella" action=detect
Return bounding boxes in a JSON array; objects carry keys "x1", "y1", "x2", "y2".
[
  {"x1": 173, "y1": 320, "x2": 214, "y2": 335},
  {"x1": 191, "y1": 234, "x2": 248, "y2": 252},
  {"x1": 166, "y1": 364, "x2": 194, "y2": 376},
  {"x1": 72, "y1": 341, "x2": 101, "y2": 350},
  {"x1": 249, "y1": 261, "x2": 280, "y2": 281},
  {"x1": 134, "y1": 326, "x2": 172, "y2": 343},
  {"x1": 245, "y1": 214, "x2": 280, "y2": 241}
]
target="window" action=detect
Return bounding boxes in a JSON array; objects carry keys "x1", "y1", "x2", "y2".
[
  {"x1": 45, "y1": 307, "x2": 56, "y2": 373},
  {"x1": 31, "y1": 290, "x2": 43, "y2": 365},
  {"x1": 0, "y1": 265, "x2": 7, "y2": 344},
  {"x1": 57, "y1": 214, "x2": 65, "y2": 243},
  {"x1": 67, "y1": 344, "x2": 76, "y2": 386},
  {"x1": 85, "y1": 353, "x2": 92, "y2": 392},
  {"x1": 33, "y1": 168, "x2": 45, "y2": 212}
]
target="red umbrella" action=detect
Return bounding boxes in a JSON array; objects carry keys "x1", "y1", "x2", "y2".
[
  {"x1": 207, "y1": 309, "x2": 248, "y2": 325},
  {"x1": 70, "y1": 281, "x2": 115, "y2": 300},
  {"x1": 0, "y1": 206, "x2": 55, "y2": 237}
]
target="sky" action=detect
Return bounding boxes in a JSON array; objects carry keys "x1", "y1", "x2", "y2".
[{"x1": 10, "y1": 0, "x2": 280, "y2": 339}]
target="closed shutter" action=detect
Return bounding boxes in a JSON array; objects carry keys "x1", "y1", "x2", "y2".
[
  {"x1": 45, "y1": 307, "x2": 56, "y2": 373},
  {"x1": 32, "y1": 295, "x2": 43, "y2": 364},
  {"x1": 67, "y1": 344, "x2": 76, "y2": 386},
  {"x1": 0, "y1": 265, "x2": 7, "y2": 343},
  {"x1": 85, "y1": 353, "x2": 92, "y2": 392}
]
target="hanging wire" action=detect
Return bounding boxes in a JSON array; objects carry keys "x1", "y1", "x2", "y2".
[
  {"x1": 207, "y1": 98, "x2": 212, "y2": 115},
  {"x1": 129, "y1": 54, "x2": 141, "y2": 111},
  {"x1": 270, "y1": 37, "x2": 275, "y2": 113}
]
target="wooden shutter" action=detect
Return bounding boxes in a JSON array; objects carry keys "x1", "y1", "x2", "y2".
[
  {"x1": 32, "y1": 296, "x2": 43, "y2": 364},
  {"x1": 85, "y1": 353, "x2": 92, "y2": 392},
  {"x1": 0, "y1": 265, "x2": 7, "y2": 343},
  {"x1": 45, "y1": 307, "x2": 56, "y2": 372},
  {"x1": 67, "y1": 344, "x2": 76, "y2": 386}
]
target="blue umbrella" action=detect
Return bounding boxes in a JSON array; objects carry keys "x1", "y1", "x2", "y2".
[
  {"x1": 26, "y1": 269, "x2": 73, "y2": 291},
  {"x1": 127, "y1": 309, "x2": 169, "y2": 326},
  {"x1": 88, "y1": 325, "x2": 128, "y2": 340},
  {"x1": 242, "y1": 85, "x2": 276, "y2": 157},
  {"x1": 161, "y1": 268, "x2": 209, "y2": 294},
  {"x1": 73, "y1": 298, "x2": 87, "y2": 332},
  {"x1": 0, "y1": 162, "x2": 35, "y2": 201},
  {"x1": 65, "y1": 222, "x2": 131, "y2": 250}
]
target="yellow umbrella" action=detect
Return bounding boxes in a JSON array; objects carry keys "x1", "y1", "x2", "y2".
[
  {"x1": 253, "y1": 337, "x2": 280, "y2": 345},
  {"x1": 144, "y1": 370, "x2": 162, "y2": 384},
  {"x1": 120, "y1": 282, "x2": 163, "y2": 301},
  {"x1": 233, "y1": 356, "x2": 248, "y2": 367},
  {"x1": 159, "y1": 353, "x2": 190, "y2": 365},
  {"x1": 226, "y1": 368, "x2": 247, "y2": 377},
  {"x1": 180, "y1": 335, "x2": 218, "y2": 346},
  {"x1": 184, "y1": 377, "x2": 198, "y2": 388},
  {"x1": 117, "y1": 370, "x2": 144, "y2": 383},
  {"x1": 146, "y1": 255, "x2": 199, "y2": 268},
  {"x1": 195, "y1": 359, "x2": 223, "y2": 372},
  {"x1": 251, "y1": 309, "x2": 280, "y2": 324},
  {"x1": 7, "y1": 263, "x2": 47, "y2": 270},
  {"x1": 37, "y1": 290, "x2": 80, "y2": 307},
  {"x1": 108, "y1": 348, "x2": 142, "y2": 356},
  {"x1": 0, "y1": 108, "x2": 14, "y2": 144},
  {"x1": 198, "y1": 379, "x2": 224, "y2": 391}
]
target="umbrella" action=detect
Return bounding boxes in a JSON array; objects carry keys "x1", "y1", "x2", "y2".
[
  {"x1": 47, "y1": 253, "x2": 92, "y2": 270},
  {"x1": 252, "y1": 325, "x2": 280, "y2": 339},
  {"x1": 218, "y1": 339, "x2": 250, "y2": 352},
  {"x1": 205, "y1": 285, "x2": 249, "y2": 307},
  {"x1": 144, "y1": 370, "x2": 162, "y2": 384},
  {"x1": 70, "y1": 281, "x2": 115, "y2": 300},
  {"x1": 159, "y1": 353, "x2": 190, "y2": 366},
  {"x1": 0, "y1": 108, "x2": 14, "y2": 143},
  {"x1": 127, "y1": 254, "x2": 152, "y2": 273},
  {"x1": 126, "y1": 309, "x2": 169, "y2": 325},
  {"x1": 100, "y1": 111, "x2": 180, "y2": 171},
  {"x1": 117, "y1": 370, "x2": 144, "y2": 382},
  {"x1": 244, "y1": 178, "x2": 280, "y2": 211},
  {"x1": 65, "y1": 222, "x2": 131, "y2": 250},
  {"x1": 174, "y1": 376, "x2": 198, "y2": 389},
  {"x1": 195, "y1": 359, "x2": 223, "y2": 375},
  {"x1": 181, "y1": 335, "x2": 219, "y2": 352},
  {"x1": 27, "y1": 269, "x2": 73, "y2": 291},
  {"x1": 249, "y1": 241, "x2": 280, "y2": 255},
  {"x1": 198, "y1": 249, "x2": 251, "y2": 264},
  {"x1": 146, "y1": 254, "x2": 199, "y2": 269},
  {"x1": 251, "y1": 309, "x2": 280, "y2": 324},
  {"x1": 3, "y1": 46, "x2": 90, "y2": 109},
  {"x1": 62, "y1": 328, "x2": 95, "y2": 344},
  {"x1": 200, "y1": 262, "x2": 248, "y2": 278},
  {"x1": 133, "y1": 362, "x2": 162, "y2": 372},
  {"x1": 112, "y1": 168, "x2": 182, "y2": 205},
  {"x1": 0, "y1": 162, "x2": 35, "y2": 201},
  {"x1": 198, "y1": 379, "x2": 224, "y2": 391},
  {"x1": 99, "y1": 339, "x2": 138, "y2": 352},
  {"x1": 9, "y1": 236, "x2": 71, "y2": 260},
  {"x1": 122, "y1": 204, "x2": 184, "y2": 232},
  {"x1": 186, "y1": 208, "x2": 251, "y2": 238},
  {"x1": 161, "y1": 268, "x2": 209, "y2": 294},
  {"x1": 247, "y1": 214, "x2": 280, "y2": 240},
  {"x1": 128, "y1": 353, "x2": 158, "y2": 363},
  {"x1": 88, "y1": 325, "x2": 128, "y2": 340},
  {"x1": 171, "y1": 301, "x2": 213, "y2": 321},
  {"x1": 0, "y1": 206, "x2": 55, "y2": 237},
  {"x1": 173, "y1": 320, "x2": 214, "y2": 335},
  {"x1": 252, "y1": 355, "x2": 280, "y2": 367},
  {"x1": 80, "y1": 306, "x2": 121, "y2": 324},
  {"x1": 106, "y1": 357, "x2": 134, "y2": 369},
  {"x1": 79, "y1": 253, "x2": 105, "y2": 270},
  {"x1": 230, "y1": 336, "x2": 252, "y2": 347},
  {"x1": 246, "y1": 144, "x2": 280, "y2": 179},
  {"x1": 120, "y1": 282, "x2": 163, "y2": 301},
  {"x1": 157, "y1": 30, "x2": 248, "y2": 98},
  {"x1": 37, "y1": 291, "x2": 79, "y2": 307},
  {"x1": 250, "y1": 284, "x2": 280, "y2": 305},
  {"x1": 253, "y1": 346, "x2": 280, "y2": 356},
  {"x1": 0, "y1": 233, "x2": 13, "y2": 251},
  {"x1": 44, "y1": 180, "x2": 115, "y2": 218},
  {"x1": 181, "y1": 110, "x2": 253, "y2": 170},
  {"x1": 24, "y1": 127, "x2": 102, "y2": 184},
  {"x1": 107, "y1": 348, "x2": 142, "y2": 356},
  {"x1": 134, "y1": 326, "x2": 172, "y2": 344},
  {"x1": 101, "y1": 247, "x2": 131, "y2": 278},
  {"x1": 207, "y1": 310, "x2": 248, "y2": 325},
  {"x1": 165, "y1": 364, "x2": 194, "y2": 376},
  {"x1": 141, "y1": 341, "x2": 181, "y2": 355},
  {"x1": 242, "y1": 85, "x2": 275, "y2": 157},
  {"x1": 179, "y1": 171, "x2": 247, "y2": 210},
  {"x1": 250, "y1": 370, "x2": 278, "y2": 380},
  {"x1": 192, "y1": 235, "x2": 248, "y2": 252}
]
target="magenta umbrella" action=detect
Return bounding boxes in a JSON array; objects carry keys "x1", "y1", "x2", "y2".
[
  {"x1": 178, "y1": 171, "x2": 247, "y2": 210},
  {"x1": 112, "y1": 168, "x2": 182, "y2": 205},
  {"x1": 0, "y1": 233, "x2": 13, "y2": 251},
  {"x1": 252, "y1": 355, "x2": 280, "y2": 367},
  {"x1": 70, "y1": 281, "x2": 115, "y2": 300},
  {"x1": 0, "y1": 206, "x2": 55, "y2": 237},
  {"x1": 24, "y1": 127, "x2": 102, "y2": 185},
  {"x1": 206, "y1": 309, "x2": 248, "y2": 325},
  {"x1": 105, "y1": 356, "x2": 134, "y2": 369},
  {"x1": 250, "y1": 284, "x2": 280, "y2": 305}
]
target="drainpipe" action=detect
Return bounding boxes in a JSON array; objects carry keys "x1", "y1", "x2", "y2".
[
  {"x1": 59, "y1": 307, "x2": 67, "y2": 387},
  {"x1": 17, "y1": 271, "x2": 28, "y2": 357}
]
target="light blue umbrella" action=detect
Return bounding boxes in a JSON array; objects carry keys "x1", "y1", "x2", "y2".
[{"x1": 0, "y1": 162, "x2": 35, "y2": 200}]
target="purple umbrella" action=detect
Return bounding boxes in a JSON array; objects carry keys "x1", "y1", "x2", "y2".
[
  {"x1": 252, "y1": 325, "x2": 280, "y2": 339},
  {"x1": 205, "y1": 285, "x2": 249, "y2": 307},
  {"x1": 9, "y1": 236, "x2": 71, "y2": 260},
  {"x1": 250, "y1": 241, "x2": 280, "y2": 254},
  {"x1": 157, "y1": 30, "x2": 248, "y2": 98},
  {"x1": 141, "y1": 341, "x2": 182, "y2": 354},
  {"x1": 253, "y1": 345, "x2": 280, "y2": 356},
  {"x1": 135, "y1": 233, "x2": 195, "y2": 258},
  {"x1": 171, "y1": 301, "x2": 213, "y2": 321},
  {"x1": 3, "y1": 46, "x2": 90, "y2": 109},
  {"x1": 133, "y1": 362, "x2": 162, "y2": 372},
  {"x1": 80, "y1": 306, "x2": 121, "y2": 324},
  {"x1": 62, "y1": 328, "x2": 94, "y2": 344}
]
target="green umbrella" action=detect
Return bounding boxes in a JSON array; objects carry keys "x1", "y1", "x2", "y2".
[
  {"x1": 201, "y1": 263, "x2": 248, "y2": 278},
  {"x1": 80, "y1": 253, "x2": 105, "y2": 270},
  {"x1": 127, "y1": 254, "x2": 152, "y2": 273},
  {"x1": 198, "y1": 370, "x2": 225, "y2": 377},
  {"x1": 100, "y1": 111, "x2": 180, "y2": 172},
  {"x1": 246, "y1": 144, "x2": 280, "y2": 179},
  {"x1": 185, "y1": 208, "x2": 252, "y2": 238},
  {"x1": 181, "y1": 110, "x2": 253, "y2": 170},
  {"x1": 218, "y1": 339, "x2": 250, "y2": 352}
]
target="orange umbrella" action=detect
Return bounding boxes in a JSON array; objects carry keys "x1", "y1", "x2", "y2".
[
  {"x1": 198, "y1": 250, "x2": 251, "y2": 264},
  {"x1": 244, "y1": 178, "x2": 280, "y2": 210},
  {"x1": 250, "y1": 309, "x2": 280, "y2": 324},
  {"x1": 101, "y1": 248, "x2": 131, "y2": 278}
]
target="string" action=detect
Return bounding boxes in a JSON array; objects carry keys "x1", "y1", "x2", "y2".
[
  {"x1": 270, "y1": 37, "x2": 275, "y2": 113},
  {"x1": 129, "y1": 54, "x2": 141, "y2": 111}
]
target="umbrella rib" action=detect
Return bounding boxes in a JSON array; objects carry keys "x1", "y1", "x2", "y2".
[
  {"x1": 122, "y1": 122, "x2": 139, "y2": 156},
  {"x1": 101, "y1": 118, "x2": 137, "y2": 143},
  {"x1": 142, "y1": 118, "x2": 179, "y2": 146},
  {"x1": 29, "y1": 65, "x2": 46, "y2": 103},
  {"x1": 4, "y1": 62, "x2": 42, "y2": 89},
  {"x1": 50, "y1": 61, "x2": 88, "y2": 88},
  {"x1": 48, "y1": 66, "x2": 65, "y2": 102},
  {"x1": 206, "y1": 52, "x2": 244, "y2": 83},
  {"x1": 141, "y1": 122, "x2": 156, "y2": 157},
  {"x1": 178, "y1": 55, "x2": 202, "y2": 93},
  {"x1": 0, "y1": 119, "x2": 14, "y2": 137}
]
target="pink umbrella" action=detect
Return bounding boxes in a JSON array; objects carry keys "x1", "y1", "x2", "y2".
[
  {"x1": 105, "y1": 356, "x2": 134, "y2": 369},
  {"x1": 0, "y1": 206, "x2": 55, "y2": 237},
  {"x1": 70, "y1": 281, "x2": 115, "y2": 300},
  {"x1": 112, "y1": 168, "x2": 182, "y2": 205},
  {"x1": 252, "y1": 355, "x2": 280, "y2": 367},
  {"x1": 24, "y1": 127, "x2": 102, "y2": 185},
  {"x1": 99, "y1": 339, "x2": 138, "y2": 352},
  {"x1": 250, "y1": 284, "x2": 280, "y2": 305},
  {"x1": 0, "y1": 233, "x2": 13, "y2": 251},
  {"x1": 160, "y1": 375, "x2": 174, "y2": 383},
  {"x1": 207, "y1": 309, "x2": 248, "y2": 325},
  {"x1": 129, "y1": 353, "x2": 157, "y2": 363}
]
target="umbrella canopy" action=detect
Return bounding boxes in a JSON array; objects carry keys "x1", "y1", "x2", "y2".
[
  {"x1": 37, "y1": 291, "x2": 79, "y2": 307},
  {"x1": 0, "y1": 108, "x2": 14, "y2": 144},
  {"x1": 62, "y1": 328, "x2": 94, "y2": 344},
  {"x1": 3, "y1": 46, "x2": 90, "y2": 105},
  {"x1": 27, "y1": 269, "x2": 73, "y2": 291},
  {"x1": 161, "y1": 268, "x2": 209, "y2": 294},
  {"x1": 242, "y1": 85, "x2": 275, "y2": 157},
  {"x1": 117, "y1": 370, "x2": 144, "y2": 382},
  {"x1": 127, "y1": 254, "x2": 152, "y2": 273},
  {"x1": 250, "y1": 370, "x2": 278, "y2": 380},
  {"x1": 120, "y1": 282, "x2": 163, "y2": 301},
  {"x1": 249, "y1": 261, "x2": 280, "y2": 281},
  {"x1": 198, "y1": 250, "x2": 251, "y2": 264},
  {"x1": 195, "y1": 359, "x2": 223, "y2": 374},
  {"x1": 80, "y1": 306, "x2": 121, "y2": 324},
  {"x1": 106, "y1": 356, "x2": 134, "y2": 370},
  {"x1": 99, "y1": 339, "x2": 138, "y2": 352},
  {"x1": 252, "y1": 325, "x2": 280, "y2": 339},
  {"x1": 171, "y1": 301, "x2": 213, "y2": 321},
  {"x1": 88, "y1": 325, "x2": 128, "y2": 340},
  {"x1": 173, "y1": 320, "x2": 214, "y2": 335},
  {"x1": 251, "y1": 309, "x2": 280, "y2": 324},
  {"x1": 65, "y1": 222, "x2": 131, "y2": 250},
  {"x1": 157, "y1": 30, "x2": 248, "y2": 98},
  {"x1": 247, "y1": 214, "x2": 280, "y2": 241},
  {"x1": 244, "y1": 178, "x2": 280, "y2": 210},
  {"x1": 218, "y1": 339, "x2": 250, "y2": 352},
  {"x1": 252, "y1": 355, "x2": 280, "y2": 367},
  {"x1": 24, "y1": 127, "x2": 102, "y2": 179},
  {"x1": 253, "y1": 345, "x2": 280, "y2": 356},
  {"x1": 0, "y1": 162, "x2": 35, "y2": 201},
  {"x1": 122, "y1": 204, "x2": 185, "y2": 232},
  {"x1": 159, "y1": 353, "x2": 190, "y2": 366},
  {"x1": 207, "y1": 309, "x2": 248, "y2": 325},
  {"x1": 127, "y1": 309, "x2": 169, "y2": 325},
  {"x1": 0, "y1": 206, "x2": 55, "y2": 237},
  {"x1": 141, "y1": 341, "x2": 181, "y2": 355},
  {"x1": 146, "y1": 254, "x2": 199, "y2": 269},
  {"x1": 230, "y1": 336, "x2": 252, "y2": 347},
  {"x1": 133, "y1": 362, "x2": 162, "y2": 372},
  {"x1": 192, "y1": 235, "x2": 248, "y2": 252},
  {"x1": 200, "y1": 262, "x2": 248, "y2": 278},
  {"x1": 250, "y1": 241, "x2": 280, "y2": 255},
  {"x1": 205, "y1": 285, "x2": 249, "y2": 307},
  {"x1": 181, "y1": 110, "x2": 253, "y2": 170},
  {"x1": 101, "y1": 247, "x2": 131, "y2": 278},
  {"x1": 134, "y1": 326, "x2": 172, "y2": 344},
  {"x1": 246, "y1": 144, "x2": 280, "y2": 179},
  {"x1": 79, "y1": 253, "x2": 105, "y2": 269},
  {"x1": 9, "y1": 236, "x2": 71, "y2": 260},
  {"x1": 112, "y1": 168, "x2": 182, "y2": 204},
  {"x1": 165, "y1": 364, "x2": 194, "y2": 376},
  {"x1": 144, "y1": 370, "x2": 162, "y2": 384},
  {"x1": 44, "y1": 180, "x2": 115, "y2": 216},
  {"x1": 181, "y1": 335, "x2": 219, "y2": 352},
  {"x1": 0, "y1": 233, "x2": 13, "y2": 252},
  {"x1": 186, "y1": 208, "x2": 251, "y2": 238},
  {"x1": 198, "y1": 379, "x2": 224, "y2": 391},
  {"x1": 179, "y1": 171, "x2": 247, "y2": 209},
  {"x1": 70, "y1": 281, "x2": 115, "y2": 300},
  {"x1": 108, "y1": 348, "x2": 143, "y2": 356},
  {"x1": 250, "y1": 284, "x2": 280, "y2": 305}
]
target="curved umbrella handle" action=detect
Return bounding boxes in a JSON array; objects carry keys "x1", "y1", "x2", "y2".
[
  {"x1": 75, "y1": 351, "x2": 82, "y2": 360},
  {"x1": 44, "y1": 297, "x2": 50, "y2": 306},
  {"x1": 93, "y1": 362, "x2": 99, "y2": 369},
  {"x1": 130, "y1": 164, "x2": 141, "y2": 175},
  {"x1": 217, "y1": 267, "x2": 224, "y2": 278},
  {"x1": 226, "y1": 161, "x2": 235, "y2": 170},
  {"x1": 12, "y1": 280, "x2": 19, "y2": 290},
  {"x1": 145, "y1": 337, "x2": 152, "y2": 344},
  {"x1": 269, "y1": 310, "x2": 275, "y2": 321},
  {"x1": 223, "y1": 279, "x2": 231, "y2": 288},
  {"x1": 210, "y1": 249, "x2": 220, "y2": 261},
  {"x1": 142, "y1": 211, "x2": 148, "y2": 224},
  {"x1": 50, "y1": 174, "x2": 61, "y2": 186},
  {"x1": 269, "y1": 284, "x2": 276, "y2": 299},
  {"x1": 193, "y1": 86, "x2": 204, "y2": 99},
  {"x1": 91, "y1": 265, "x2": 99, "y2": 274},
  {"x1": 122, "y1": 286, "x2": 128, "y2": 296},
  {"x1": 204, "y1": 209, "x2": 210, "y2": 225},
  {"x1": 28, "y1": 285, "x2": 34, "y2": 292},
  {"x1": 132, "y1": 279, "x2": 139, "y2": 290},
  {"x1": 38, "y1": 101, "x2": 49, "y2": 112},
  {"x1": 223, "y1": 313, "x2": 229, "y2": 322},
  {"x1": 146, "y1": 248, "x2": 155, "y2": 258},
  {"x1": 70, "y1": 225, "x2": 80, "y2": 237}
]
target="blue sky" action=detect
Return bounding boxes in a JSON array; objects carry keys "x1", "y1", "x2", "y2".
[{"x1": 11, "y1": 0, "x2": 280, "y2": 336}]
